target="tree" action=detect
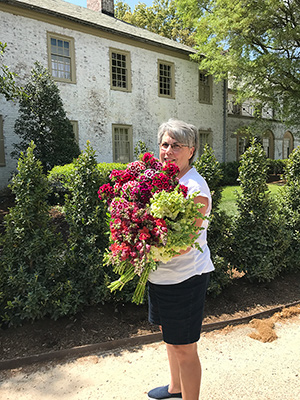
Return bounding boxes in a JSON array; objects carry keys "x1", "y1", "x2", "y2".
[
  {"x1": 115, "y1": 0, "x2": 196, "y2": 46},
  {"x1": 175, "y1": 0, "x2": 300, "y2": 128},
  {"x1": 12, "y1": 61, "x2": 80, "y2": 172},
  {"x1": 0, "y1": 42, "x2": 22, "y2": 101}
]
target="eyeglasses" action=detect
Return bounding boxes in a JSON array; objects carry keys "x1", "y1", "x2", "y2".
[{"x1": 160, "y1": 142, "x2": 189, "y2": 152}]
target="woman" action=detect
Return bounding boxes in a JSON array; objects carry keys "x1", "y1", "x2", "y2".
[{"x1": 147, "y1": 119, "x2": 214, "y2": 400}]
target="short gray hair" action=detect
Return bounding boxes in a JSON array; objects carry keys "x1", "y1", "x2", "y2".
[{"x1": 157, "y1": 118, "x2": 199, "y2": 164}]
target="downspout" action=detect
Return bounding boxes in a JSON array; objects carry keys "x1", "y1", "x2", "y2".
[{"x1": 222, "y1": 79, "x2": 227, "y2": 163}]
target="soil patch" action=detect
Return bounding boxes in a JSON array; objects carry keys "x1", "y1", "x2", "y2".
[{"x1": 1, "y1": 271, "x2": 299, "y2": 362}]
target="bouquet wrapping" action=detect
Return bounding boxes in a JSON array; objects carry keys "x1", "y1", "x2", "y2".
[{"x1": 98, "y1": 153, "x2": 204, "y2": 304}]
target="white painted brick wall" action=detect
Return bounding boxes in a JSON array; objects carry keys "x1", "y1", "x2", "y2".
[{"x1": 0, "y1": 9, "x2": 226, "y2": 189}]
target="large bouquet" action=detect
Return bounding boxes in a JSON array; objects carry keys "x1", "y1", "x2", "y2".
[{"x1": 98, "y1": 153, "x2": 204, "y2": 304}]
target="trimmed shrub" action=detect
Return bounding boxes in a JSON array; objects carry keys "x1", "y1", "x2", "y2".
[
  {"x1": 63, "y1": 142, "x2": 110, "y2": 308},
  {"x1": 276, "y1": 146, "x2": 300, "y2": 272},
  {"x1": 48, "y1": 161, "x2": 126, "y2": 205},
  {"x1": 206, "y1": 210, "x2": 234, "y2": 296},
  {"x1": 194, "y1": 145, "x2": 223, "y2": 208},
  {"x1": 194, "y1": 145, "x2": 233, "y2": 296},
  {"x1": 220, "y1": 161, "x2": 240, "y2": 186},
  {"x1": 266, "y1": 158, "x2": 287, "y2": 177},
  {"x1": 0, "y1": 142, "x2": 73, "y2": 326},
  {"x1": 231, "y1": 139, "x2": 289, "y2": 282},
  {"x1": 47, "y1": 163, "x2": 75, "y2": 204}
]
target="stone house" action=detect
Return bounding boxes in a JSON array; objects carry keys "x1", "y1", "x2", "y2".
[
  {"x1": 227, "y1": 90, "x2": 298, "y2": 162},
  {"x1": 0, "y1": 0, "x2": 298, "y2": 189}
]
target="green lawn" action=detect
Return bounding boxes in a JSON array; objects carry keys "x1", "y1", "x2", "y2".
[{"x1": 219, "y1": 184, "x2": 282, "y2": 216}]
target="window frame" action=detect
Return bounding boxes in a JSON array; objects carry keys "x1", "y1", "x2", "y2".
[
  {"x1": 0, "y1": 115, "x2": 5, "y2": 167},
  {"x1": 199, "y1": 71, "x2": 212, "y2": 104},
  {"x1": 47, "y1": 32, "x2": 76, "y2": 84},
  {"x1": 198, "y1": 130, "x2": 212, "y2": 156},
  {"x1": 263, "y1": 130, "x2": 274, "y2": 159},
  {"x1": 283, "y1": 131, "x2": 294, "y2": 159},
  {"x1": 112, "y1": 124, "x2": 133, "y2": 163},
  {"x1": 236, "y1": 134, "x2": 249, "y2": 160},
  {"x1": 109, "y1": 48, "x2": 132, "y2": 92},
  {"x1": 158, "y1": 60, "x2": 175, "y2": 99}
]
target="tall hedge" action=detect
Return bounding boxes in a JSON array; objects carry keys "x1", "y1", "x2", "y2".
[
  {"x1": 276, "y1": 146, "x2": 300, "y2": 271},
  {"x1": 194, "y1": 145, "x2": 233, "y2": 296},
  {"x1": 231, "y1": 139, "x2": 289, "y2": 281},
  {"x1": 62, "y1": 142, "x2": 110, "y2": 308},
  {"x1": 0, "y1": 142, "x2": 73, "y2": 326}
]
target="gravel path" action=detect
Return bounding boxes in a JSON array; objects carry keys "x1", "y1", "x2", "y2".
[{"x1": 0, "y1": 315, "x2": 299, "y2": 400}]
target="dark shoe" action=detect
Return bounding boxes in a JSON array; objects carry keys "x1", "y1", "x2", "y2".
[{"x1": 148, "y1": 385, "x2": 182, "y2": 399}]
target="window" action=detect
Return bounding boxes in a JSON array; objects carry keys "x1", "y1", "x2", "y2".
[
  {"x1": 110, "y1": 49, "x2": 131, "y2": 92},
  {"x1": 47, "y1": 32, "x2": 76, "y2": 83},
  {"x1": 158, "y1": 60, "x2": 175, "y2": 98},
  {"x1": 199, "y1": 72, "x2": 212, "y2": 104},
  {"x1": 263, "y1": 130, "x2": 274, "y2": 159},
  {"x1": 0, "y1": 115, "x2": 5, "y2": 166},
  {"x1": 236, "y1": 135, "x2": 249, "y2": 160},
  {"x1": 112, "y1": 125, "x2": 133, "y2": 163},
  {"x1": 198, "y1": 130, "x2": 212, "y2": 156},
  {"x1": 70, "y1": 120, "x2": 79, "y2": 145},
  {"x1": 283, "y1": 131, "x2": 294, "y2": 159},
  {"x1": 232, "y1": 103, "x2": 241, "y2": 115}
]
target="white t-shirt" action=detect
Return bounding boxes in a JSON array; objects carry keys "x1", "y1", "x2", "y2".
[{"x1": 148, "y1": 167, "x2": 214, "y2": 285}]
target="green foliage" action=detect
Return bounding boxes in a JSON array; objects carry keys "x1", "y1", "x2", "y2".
[
  {"x1": 193, "y1": 145, "x2": 233, "y2": 295},
  {"x1": 47, "y1": 161, "x2": 126, "y2": 205},
  {"x1": 175, "y1": 0, "x2": 300, "y2": 127},
  {"x1": 194, "y1": 144, "x2": 223, "y2": 208},
  {"x1": 0, "y1": 42, "x2": 22, "y2": 101},
  {"x1": 115, "y1": 0, "x2": 197, "y2": 46},
  {"x1": 12, "y1": 61, "x2": 80, "y2": 172},
  {"x1": 219, "y1": 159, "x2": 286, "y2": 186},
  {"x1": 63, "y1": 142, "x2": 112, "y2": 307},
  {"x1": 0, "y1": 142, "x2": 73, "y2": 327},
  {"x1": 232, "y1": 139, "x2": 289, "y2": 281},
  {"x1": 266, "y1": 158, "x2": 287, "y2": 177},
  {"x1": 48, "y1": 163, "x2": 76, "y2": 184},
  {"x1": 207, "y1": 210, "x2": 233, "y2": 296},
  {"x1": 220, "y1": 161, "x2": 240, "y2": 186},
  {"x1": 47, "y1": 163, "x2": 75, "y2": 204},
  {"x1": 276, "y1": 146, "x2": 300, "y2": 272}
]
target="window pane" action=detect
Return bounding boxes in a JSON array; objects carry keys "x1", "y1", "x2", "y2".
[
  {"x1": 159, "y1": 63, "x2": 172, "y2": 96},
  {"x1": 199, "y1": 73, "x2": 211, "y2": 103},
  {"x1": 114, "y1": 127, "x2": 130, "y2": 163},
  {"x1": 51, "y1": 54, "x2": 71, "y2": 80},
  {"x1": 111, "y1": 52, "x2": 127, "y2": 89}
]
